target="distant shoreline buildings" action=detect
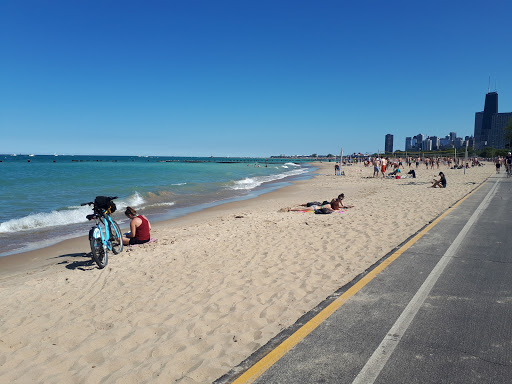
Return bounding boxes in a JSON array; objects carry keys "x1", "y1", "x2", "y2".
[
  {"x1": 392, "y1": 89, "x2": 512, "y2": 153},
  {"x1": 403, "y1": 132, "x2": 473, "y2": 152}
]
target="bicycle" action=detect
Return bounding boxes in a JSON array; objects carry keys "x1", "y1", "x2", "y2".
[{"x1": 81, "y1": 196, "x2": 123, "y2": 268}]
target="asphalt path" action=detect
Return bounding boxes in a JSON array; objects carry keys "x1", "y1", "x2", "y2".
[{"x1": 223, "y1": 173, "x2": 512, "y2": 384}]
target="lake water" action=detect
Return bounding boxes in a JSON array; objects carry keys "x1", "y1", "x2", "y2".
[{"x1": 0, "y1": 155, "x2": 316, "y2": 256}]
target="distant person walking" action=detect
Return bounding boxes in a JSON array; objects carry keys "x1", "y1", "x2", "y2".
[
  {"x1": 373, "y1": 157, "x2": 380, "y2": 177},
  {"x1": 380, "y1": 157, "x2": 387, "y2": 178},
  {"x1": 506, "y1": 152, "x2": 512, "y2": 176}
]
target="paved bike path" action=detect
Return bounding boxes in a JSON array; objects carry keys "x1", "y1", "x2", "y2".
[{"x1": 233, "y1": 174, "x2": 512, "y2": 383}]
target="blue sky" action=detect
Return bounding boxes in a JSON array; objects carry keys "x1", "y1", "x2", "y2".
[{"x1": 1, "y1": 0, "x2": 511, "y2": 157}]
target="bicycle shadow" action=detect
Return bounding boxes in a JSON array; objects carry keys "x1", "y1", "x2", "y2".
[{"x1": 52, "y1": 252, "x2": 98, "y2": 271}]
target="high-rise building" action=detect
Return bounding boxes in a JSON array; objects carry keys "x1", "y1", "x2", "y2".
[
  {"x1": 414, "y1": 134, "x2": 424, "y2": 150},
  {"x1": 440, "y1": 137, "x2": 451, "y2": 148},
  {"x1": 385, "y1": 134, "x2": 393, "y2": 154},
  {"x1": 430, "y1": 136, "x2": 440, "y2": 150},
  {"x1": 453, "y1": 138, "x2": 464, "y2": 148},
  {"x1": 489, "y1": 113, "x2": 512, "y2": 148},
  {"x1": 474, "y1": 91, "x2": 511, "y2": 149},
  {"x1": 405, "y1": 137, "x2": 413, "y2": 151}
]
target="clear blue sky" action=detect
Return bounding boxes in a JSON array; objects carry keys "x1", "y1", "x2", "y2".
[{"x1": 1, "y1": 0, "x2": 511, "y2": 157}]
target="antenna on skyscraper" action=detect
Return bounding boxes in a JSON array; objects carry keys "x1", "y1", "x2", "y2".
[
  {"x1": 495, "y1": 80, "x2": 497, "y2": 92},
  {"x1": 488, "y1": 75, "x2": 490, "y2": 93}
]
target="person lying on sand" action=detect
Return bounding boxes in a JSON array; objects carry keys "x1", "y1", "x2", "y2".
[
  {"x1": 300, "y1": 194, "x2": 353, "y2": 208},
  {"x1": 300, "y1": 200, "x2": 331, "y2": 207},
  {"x1": 291, "y1": 195, "x2": 353, "y2": 212}
]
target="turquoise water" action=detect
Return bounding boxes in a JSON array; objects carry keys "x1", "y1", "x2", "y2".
[{"x1": 0, "y1": 155, "x2": 315, "y2": 256}]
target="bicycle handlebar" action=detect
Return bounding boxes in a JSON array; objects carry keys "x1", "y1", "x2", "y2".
[{"x1": 80, "y1": 196, "x2": 118, "y2": 206}]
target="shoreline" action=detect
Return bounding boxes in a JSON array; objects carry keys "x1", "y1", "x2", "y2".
[
  {"x1": 0, "y1": 166, "x2": 318, "y2": 279},
  {"x1": 0, "y1": 162, "x2": 494, "y2": 383},
  {"x1": 0, "y1": 163, "x2": 316, "y2": 262}
]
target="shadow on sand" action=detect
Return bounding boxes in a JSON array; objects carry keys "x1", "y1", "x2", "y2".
[{"x1": 52, "y1": 252, "x2": 98, "y2": 271}]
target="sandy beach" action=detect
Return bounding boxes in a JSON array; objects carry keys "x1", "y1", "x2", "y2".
[{"x1": 0, "y1": 162, "x2": 494, "y2": 383}]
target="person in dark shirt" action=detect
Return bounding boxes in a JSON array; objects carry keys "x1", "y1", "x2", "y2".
[
  {"x1": 431, "y1": 172, "x2": 447, "y2": 188},
  {"x1": 505, "y1": 152, "x2": 512, "y2": 175}
]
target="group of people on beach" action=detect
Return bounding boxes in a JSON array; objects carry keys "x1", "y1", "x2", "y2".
[{"x1": 363, "y1": 155, "x2": 476, "y2": 176}]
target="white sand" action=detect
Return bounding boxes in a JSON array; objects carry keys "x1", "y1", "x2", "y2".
[{"x1": 0, "y1": 162, "x2": 493, "y2": 383}]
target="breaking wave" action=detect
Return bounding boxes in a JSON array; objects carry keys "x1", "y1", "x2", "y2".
[
  {"x1": 230, "y1": 168, "x2": 308, "y2": 190},
  {"x1": 0, "y1": 191, "x2": 175, "y2": 233}
]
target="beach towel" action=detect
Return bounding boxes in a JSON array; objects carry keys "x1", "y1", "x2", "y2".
[{"x1": 293, "y1": 210, "x2": 345, "y2": 214}]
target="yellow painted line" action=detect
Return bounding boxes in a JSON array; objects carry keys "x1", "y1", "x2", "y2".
[{"x1": 232, "y1": 180, "x2": 488, "y2": 384}]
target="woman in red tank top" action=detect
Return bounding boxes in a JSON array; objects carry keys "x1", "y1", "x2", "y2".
[{"x1": 122, "y1": 207, "x2": 152, "y2": 245}]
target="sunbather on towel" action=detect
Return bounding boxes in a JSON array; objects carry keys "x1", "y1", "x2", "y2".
[{"x1": 291, "y1": 195, "x2": 353, "y2": 212}]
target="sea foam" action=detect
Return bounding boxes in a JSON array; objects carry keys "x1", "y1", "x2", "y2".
[
  {"x1": 230, "y1": 168, "x2": 307, "y2": 190},
  {"x1": 0, "y1": 206, "x2": 92, "y2": 233},
  {"x1": 0, "y1": 192, "x2": 148, "y2": 234}
]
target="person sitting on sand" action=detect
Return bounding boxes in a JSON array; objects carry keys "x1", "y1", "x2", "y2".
[
  {"x1": 122, "y1": 207, "x2": 152, "y2": 245},
  {"x1": 388, "y1": 167, "x2": 401, "y2": 176},
  {"x1": 431, "y1": 172, "x2": 446, "y2": 188}
]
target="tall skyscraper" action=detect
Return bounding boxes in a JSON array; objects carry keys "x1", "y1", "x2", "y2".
[
  {"x1": 385, "y1": 134, "x2": 393, "y2": 154},
  {"x1": 405, "y1": 137, "x2": 413, "y2": 151},
  {"x1": 414, "y1": 134, "x2": 424, "y2": 150},
  {"x1": 482, "y1": 92, "x2": 498, "y2": 145},
  {"x1": 474, "y1": 91, "x2": 511, "y2": 149},
  {"x1": 430, "y1": 136, "x2": 440, "y2": 150}
]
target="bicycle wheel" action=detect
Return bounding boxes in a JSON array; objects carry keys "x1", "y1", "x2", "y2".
[
  {"x1": 90, "y1": 224, "x2": 108, "y2": 269},
  {"x1": 109, "y1": 218, "x2": 123, "y2": 254}
]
